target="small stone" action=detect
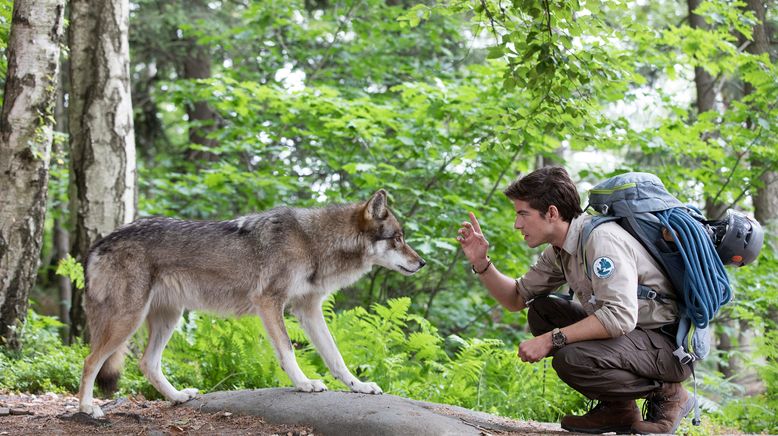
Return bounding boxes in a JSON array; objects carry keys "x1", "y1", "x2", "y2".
[
  {"x1": 0, "y1": 407, "x2": 10, "y2": 416},
  {"x1": 10, "y1": 408, "x2": 34, "y2": 416}
]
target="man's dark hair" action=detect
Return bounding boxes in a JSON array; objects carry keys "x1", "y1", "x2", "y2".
[{"x1": 503, "y1": 166, "x2": 583, "y2": 222}]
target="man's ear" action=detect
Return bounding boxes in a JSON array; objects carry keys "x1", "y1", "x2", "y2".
[
  {"x1": 547, "y1": 205, "x2": 560, "y2": 222},
  {"x1": 364, "y1": 189, "x2": 388, "y2": 221}
]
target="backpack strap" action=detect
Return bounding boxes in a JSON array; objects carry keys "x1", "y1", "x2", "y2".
[
  {"x1": 580, "y1": 215, "x2": 619, "y2": 280},
  {"x1": 580, "y1": 217, "x2": 675, "y2": 304},
  {"x1": 637, "y1": 284, "x2": 674, "y2": 304}
]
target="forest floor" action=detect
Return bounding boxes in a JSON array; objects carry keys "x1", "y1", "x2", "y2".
[
  {"x1": 0, "y1": 392, "x2": 312, "y2": 435},
  {"x1": 0, "y1": 390, "x2": 574, "y2": 436}
]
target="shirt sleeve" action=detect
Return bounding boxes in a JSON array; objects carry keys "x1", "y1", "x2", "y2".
[
  {"x1": 587, "y1": 227, "x2": 639, "y2": 337},
  {"x1": 516, "y1": 246, "x2": 567, "y2": 304}
]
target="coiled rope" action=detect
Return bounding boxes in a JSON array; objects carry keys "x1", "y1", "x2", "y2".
[{"x1": 656, "y1": 208, "x2": 732, "y2": 328}]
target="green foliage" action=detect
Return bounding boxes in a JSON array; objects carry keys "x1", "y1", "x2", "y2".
[
  {"x1": 0, "y1": 0, "x2": 12, "y2": 91},
  {"x1": 706, "y1": 328, "x2": 778, "y2": 433},
  {"x1": 55, "y1": 255, "x2": 85, "y2": 290},
  {"x1": 111, "y1": 298, "x2": 582, "y2": 422},
  {"x1": 0, "y1": 311, "x2": 88, "y2": 393},
  {"x1": 5, "y1": 0, "x2": 775, "y2": 432}
]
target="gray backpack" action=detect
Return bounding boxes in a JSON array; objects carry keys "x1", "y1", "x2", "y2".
[{"x1": 580, "y1": 172, "x2": 729, "y2": 364}]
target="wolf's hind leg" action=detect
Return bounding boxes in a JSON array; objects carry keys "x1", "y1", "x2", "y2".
[
  {"x1": 256, "y1": 296, "x2": 326, "y2": 392},
  {"x1": 294, "y1": 300, "x2": 382, "y2": 394},
  {"x1": 140, "y1": 307, "x2": 197, "y2": 403},
  {"x1": 78, "y1": 309, "x2": 147, "y2": 418}
]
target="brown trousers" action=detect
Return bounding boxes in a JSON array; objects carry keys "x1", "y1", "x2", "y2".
[{"x1": 528, "y1": 295, "x2": 692, "y2": 402}]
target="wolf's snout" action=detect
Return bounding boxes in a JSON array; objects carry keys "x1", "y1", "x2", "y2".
[{"x1": 418, "y1": 259, "x2": 426, "y2": 269}]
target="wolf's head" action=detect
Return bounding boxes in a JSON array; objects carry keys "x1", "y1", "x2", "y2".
[{"x1": 360, "y1": 190, "x2": 426, "y2": 276}]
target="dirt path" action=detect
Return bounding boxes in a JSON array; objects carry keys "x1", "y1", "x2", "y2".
[
  {"x1": 1, "y1": 390, "x2": 570, "y2": 435},
  {"x1": 0, "y1": 392, "x2": 311, "y2": 435}
]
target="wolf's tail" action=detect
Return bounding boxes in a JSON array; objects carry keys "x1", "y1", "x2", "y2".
[{"x1": 95, "y1": 342, "x2": 127, "y2": 395}]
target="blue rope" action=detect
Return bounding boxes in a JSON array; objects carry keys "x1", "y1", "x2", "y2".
[{"x1": 656, "y1": 208, "x2": 731, "y2": 328}]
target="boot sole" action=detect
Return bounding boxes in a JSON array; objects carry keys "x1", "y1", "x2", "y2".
[{"x1": 561, "y1": 423, "x2": 633, "y2": 434}]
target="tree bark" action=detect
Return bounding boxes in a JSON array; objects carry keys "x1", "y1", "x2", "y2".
[
  {"x1": 68, "y1": 0, "x2": 137, "y2": 341},
  {"x1": 689, "y1": 0, "x2": 726, "y2": 219},
  {"x1": 745, "y1": 0, "x2": 778, "y2": 230},
  {"x1": 742, "y1": 0, "x2": 774, "y2": 394},
  {"x1": 182, "y1": 38, "x2": 220, "y2": 162},
  {"x1": 54, "y1": 56, "x2": 71, "y2": 342},
  {"x1": 0, "y1": 0, "x2": 65, "y2": 350}
]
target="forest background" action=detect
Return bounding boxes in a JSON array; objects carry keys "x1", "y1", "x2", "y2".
[{"x1": 0, "y1": 0, "x2": 776, "y2": 434}]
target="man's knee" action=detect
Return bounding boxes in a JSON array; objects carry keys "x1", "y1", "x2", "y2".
[
  {"x1": 527, "y1": 294, "x2": 586, "y2": 336},
  {"x1": 551, "y1": 344, "x2": 590, "y2": 380}
]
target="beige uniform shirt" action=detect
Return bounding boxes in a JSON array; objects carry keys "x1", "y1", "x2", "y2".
[{"x1": 516, "y1": 214, "x2": 678, "y2": 337}]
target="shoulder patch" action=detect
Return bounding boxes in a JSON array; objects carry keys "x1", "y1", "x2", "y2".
[{"x1": 592, "y1": 256, "x2": 615, "y2": 279}]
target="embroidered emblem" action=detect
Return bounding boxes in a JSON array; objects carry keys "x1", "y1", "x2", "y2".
[{"x1": 593, "y1": 256, "x2": 615, "y2": 279}]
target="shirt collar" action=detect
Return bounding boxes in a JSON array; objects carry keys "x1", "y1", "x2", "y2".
[{"x1": 560, "y1": 213, "x2": 590, "y2": 256}]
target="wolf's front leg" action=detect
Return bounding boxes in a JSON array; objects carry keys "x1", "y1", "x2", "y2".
[
  {"x1": 256, "y1": 297, "x2": 327, "y2": 392},
  {"x1": 294, "y1": 301, "x2": 382, "y2": 394}
]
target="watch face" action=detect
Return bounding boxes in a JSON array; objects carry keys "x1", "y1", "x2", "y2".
[{"x1": 553, "y1": 331, "x2": 566, "y2": 347}]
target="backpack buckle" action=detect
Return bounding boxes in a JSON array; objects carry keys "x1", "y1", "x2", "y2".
[{"x1": 673, "y1": 346, "x2": 693, "y2": 365}]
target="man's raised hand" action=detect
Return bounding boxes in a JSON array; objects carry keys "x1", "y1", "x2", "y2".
[{"x1": 457, "y1": 212, "x2": 490, "y2": 267}]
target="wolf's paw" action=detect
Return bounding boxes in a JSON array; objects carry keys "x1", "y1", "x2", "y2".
[
  {"x1": 169, "y1": 388, "x2": 199, "y2": 404},
  {"x1": 79, "y1": 403, "x2": 105, "y2": 418},
  {"x1": 296, "y1": 379, "x2": 328, "y2": 393},
  {"x1": 350, "y1": 381, "x2": 383, "y2": 395}
]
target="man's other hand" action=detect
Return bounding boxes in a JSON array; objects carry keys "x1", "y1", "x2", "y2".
[{"x1": 518, "y1": 333, "x2": 553, "y2": 363}]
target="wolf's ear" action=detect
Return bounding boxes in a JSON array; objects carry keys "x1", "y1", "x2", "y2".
[{"x1": 364, "y1": 189, "x2": 389, "y2": 221}]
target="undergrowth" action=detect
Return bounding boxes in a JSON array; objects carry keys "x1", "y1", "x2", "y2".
[
  {"x1": 1, "y1": 298, "x2": 585, "y2": 422},
  {"x1": 2, "y1": 298, "x2": 774, "y2": 432}
]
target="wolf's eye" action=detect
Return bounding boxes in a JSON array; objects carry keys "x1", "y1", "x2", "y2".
[{"x1": 394, "y1": 235, "x2": 403, "y2": 244}]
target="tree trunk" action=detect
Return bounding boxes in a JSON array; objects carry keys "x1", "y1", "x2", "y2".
[
  {"x1": 745, "y1": 0, "x2": 778, "y2": 230},
  {"x1": 0, "y1": 0, "x2": 65, "y2": 350},
  {"x1": 182, "y1": 39, "x2": 219, "y2": 162},
  {"x1": 54, "y1": 57, "x2": 71, "y2": 342},
  {"x1": 689, "y1": 0, "x2": 738, "y2": 376},
  {"x1": 689, "y1": 0, "x2": 727, "y2": 220},
  {"x1": 68, "y1": 0, "x2": 137, "y2": 341},
  {"x1": 740, "y1": 0, "x2": 773, "y2": 394}
]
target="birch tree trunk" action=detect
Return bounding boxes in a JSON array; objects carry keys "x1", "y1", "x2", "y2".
[
  {"x1": 0, "y1": 0, "x2": 65, "y2": 350},
  {"x1": 68, "y1": 0, "x2": 136, "y2": 341}
]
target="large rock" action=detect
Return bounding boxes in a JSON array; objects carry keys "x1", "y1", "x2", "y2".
[{"x1": 186, "y1": 388, "x2": 567, "y2": 435}]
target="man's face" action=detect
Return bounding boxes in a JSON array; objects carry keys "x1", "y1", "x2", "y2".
[{"x1": 513, "y1": 199, "x2": 552, "y2": 248}]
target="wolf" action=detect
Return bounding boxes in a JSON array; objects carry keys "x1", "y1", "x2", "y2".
[{"x1": 77, "y1": 189, "x2": 426, "y2": 417}]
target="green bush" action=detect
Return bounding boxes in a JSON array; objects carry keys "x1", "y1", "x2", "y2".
[
  {"x1": 0, "y1": 311, "x2": 88, "y2": 393},
  {"x1": 117, "y1": 297, "x2": 585, "y2": 422}
]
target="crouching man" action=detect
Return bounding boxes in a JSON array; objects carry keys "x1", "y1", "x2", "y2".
[{"x1": 457, "y1": 167, "x2": 693, "y2": 434}]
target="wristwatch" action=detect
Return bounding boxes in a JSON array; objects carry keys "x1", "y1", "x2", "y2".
[{"x1": 551, "y1": 328, "x2": 567, "y2": 350}]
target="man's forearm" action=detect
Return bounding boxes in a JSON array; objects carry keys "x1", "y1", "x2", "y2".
[
  {"x1": 475, "y1": 263, "x2": 526, "y2": 311},
  {"x1": 558, "y1": 314, "x2": 610, "y2": 344}
]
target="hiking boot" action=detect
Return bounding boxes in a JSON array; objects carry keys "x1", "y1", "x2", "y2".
[
  {"x1": 560, "y1": 400, "x2": 641, "y2": 434},
  {"x1": 631, "y1": 382, "x2": 695, "y2": 434}
]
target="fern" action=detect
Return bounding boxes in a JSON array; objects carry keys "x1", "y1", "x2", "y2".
[{"x1": 55, "y1": 255, "x2": 84, "y2": 290}]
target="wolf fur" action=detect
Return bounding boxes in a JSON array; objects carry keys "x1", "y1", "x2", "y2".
[{"x1": 77, "y1": 190, "x2": 426, "y2": 417}]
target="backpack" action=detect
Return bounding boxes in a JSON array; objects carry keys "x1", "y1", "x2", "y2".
[{"x1": 579, "y1": 172, "x2": 731, "y2": 364}]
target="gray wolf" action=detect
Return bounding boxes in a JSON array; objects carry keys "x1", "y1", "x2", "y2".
[{"x1": 77, "y1": 190, "x2": 426, "y2": 417}]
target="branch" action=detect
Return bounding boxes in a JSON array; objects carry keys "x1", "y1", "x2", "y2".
[
  {"x1": 308, "y1": 0, "x2": 362, "y2": 82},
  {"x1": 480, "y1": 0, "x2": 499, "y2": 39}
]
